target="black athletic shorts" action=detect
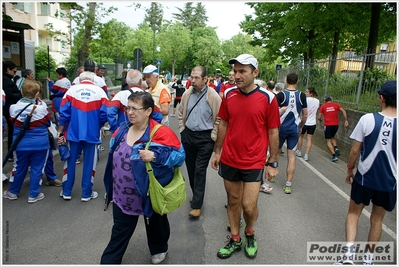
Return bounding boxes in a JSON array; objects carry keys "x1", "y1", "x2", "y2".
[
  {"x1": 324, "y1": 125, "x2": 339, "y2": 139},
  {"x1": 218, "y1": 162, "x2": 263, "y2": 182},
  {"x1": 301, "y1": 125, "x2": 316, "y2": 135},
  {"x1": 350, "y1": 180, "x2": 397, "y2": 212}
]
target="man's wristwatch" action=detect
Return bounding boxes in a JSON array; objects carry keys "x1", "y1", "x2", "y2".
[
  {"x1": 151, "y1": 155, "x2": 156, "y2": 163},
  {"x1": 267, "y1": 161, "x2": 278, "y2": 168}
]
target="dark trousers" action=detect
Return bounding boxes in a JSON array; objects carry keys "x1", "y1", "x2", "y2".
[
  {"x1": 100, "y1": 203, "x2": 170, "y2": 264},
  {"x1": 181, "y1": 128, "x2": 214, "y2": 209}
]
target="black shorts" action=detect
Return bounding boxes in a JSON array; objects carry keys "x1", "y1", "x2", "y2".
[
  {"x1": 324, "y1": 125, "x2": 339, "y2": 139},
  {"x1": 350, "y1": 180, "x2": 397, "y2": 212},
  {"x1": 218, "y1": 162, "x2": 263, "y2": 182},
  {"x1": 301, "y1": 125, "x2": 316, "y2": 135},
  {"x1": 173, "y1": 98, "x2": 181, "y2": 108}
]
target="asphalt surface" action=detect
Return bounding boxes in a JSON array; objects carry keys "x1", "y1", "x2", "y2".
[{"x1": 2, "y1": 106, "x2": 397, "y2": 266}]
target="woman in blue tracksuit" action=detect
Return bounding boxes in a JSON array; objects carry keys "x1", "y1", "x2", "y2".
[{"x1": 101, "y1": 91, "x2": 185, "y2": 265}]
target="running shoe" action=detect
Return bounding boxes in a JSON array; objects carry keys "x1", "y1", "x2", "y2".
[
  {"x1": 283, "y1": 185, "x2": 291, "y2": 194},
  {"x1": 217, "y1": 237, "x2": 242, "y2": 259},
  {"x1": 245, "y1": 233, "x2": 258, "y2": 259},
  {"x1": 303, "y1": 154, "x2": 309, "y2": 161},
  {"x1": 28, "y1": 192, "x2": 45, "y2": 203},
  {"x1": 81, "y1": 191, "x2": 98, "y2": 202},
  {"x1": 295, "y1": 150, "x2": 302, "y2": 157},
  {"x1": 330, "y1": 156, "x2": 338, "y2": 162},
  {"x1": 335, "y1": 148, "x2": 340, "y2": 157},
  {"x1": 259, "y1": 183, "x2": 273, "y2": 193},
  {"x1": 3, "y1": 190, "x2": 18, "y2": 200}
]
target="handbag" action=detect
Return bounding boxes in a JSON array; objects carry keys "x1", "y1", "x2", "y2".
[{"x1": 145, "y1": 124, "x2": 186, "y2": 215}]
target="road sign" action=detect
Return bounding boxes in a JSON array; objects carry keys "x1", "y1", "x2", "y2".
[
  {"x1": 276, "y1": 64, "x2": 282, "y2": 70},
  {"x1": 156, "y1": 59, "x2": 162, "y2": 66}
]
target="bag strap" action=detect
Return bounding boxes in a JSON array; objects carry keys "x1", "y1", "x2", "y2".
[
  {"x1": 145, "y1": 124, "x2": 162, "y2": 173},
  {"x1": 12, "y1": 103, "x2": 33, "y2": 124},
  {"x1": 186, "y1": 88, "x2": 207, "y2": 121}
]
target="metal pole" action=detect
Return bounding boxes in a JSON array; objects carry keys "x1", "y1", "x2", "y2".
[
  {"x1": 356, "y1": 47, "x2": 367, "y2": 106},
  {"x1": 47, "y1": 45, "x2": 50, "y2": 78}
]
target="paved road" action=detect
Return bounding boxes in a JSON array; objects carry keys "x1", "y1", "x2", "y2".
[{"x1": 2, "y1": 109, "x2": 397, "y2": 265}]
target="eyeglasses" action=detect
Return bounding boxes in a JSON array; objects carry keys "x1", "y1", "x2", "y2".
[{"x1": 124, "y1": 106, "x2": 146, "y2": 113}]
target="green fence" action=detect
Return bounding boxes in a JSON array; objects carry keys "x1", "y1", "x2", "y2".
[{"x1": 277, "y1": 50, "x2": 397, "y2": 112}]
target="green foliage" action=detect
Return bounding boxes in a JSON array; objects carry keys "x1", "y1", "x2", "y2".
[
  {"x1": 34, "y1": 46, "x2": 57, "y2": 80},
  {"x1": 173, "y1": 2, "x2": 208, "y2": 32}
]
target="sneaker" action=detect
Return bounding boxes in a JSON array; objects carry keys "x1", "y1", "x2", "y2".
[
  {"x1": 362, "y1": 261, "x2": 374, "y2": 265},
  {"x1": 2, "y1": 173, "x2": 8, "y2": 181},
  {"x1": 28, "y1": 192, "x2": 45, "y2": 203},
  {"x1": 245, "y1": 234, "x2": 258, "y2": 259},
  {"x1": 59, "y1": 191, "x2": 71, "y2": 200},
  {"x1": 295, "y1": 150, "x2": 302, "y2": 157},
  {"x1": 151, "y1": 251, "x2": 168, "y2": 264},
  {"x1": 330, "y1": 156, "x2": 338, "y2": 162},
  {"x1": 170, "y1": 114, "x2": 176, "y2": 117},
  {"x1": 283, "y1": 185, "x2": 291, "y2": 194},
  {"x1": 303, "y1": 154, "x2": 309, "y2": 161},
  {"x1": 76, "y1": 159, "x2": 81, "y2": 164},
  {"x1": 81, "y1": 191, "x2": 98, "y2": 202},
  {"x1": 217, "y1": 237, "x2": 242, "y2": 259},
  {"x1": 259, "y1": 183, "x2": 273, "y2": 193},
  {"x1": 3, "y1": 190, "x2": 18, "y2": 200},
  {"x1": 269, "y1": 176, "x2": 275, "y2": 183},
  {"x1": 45, "y1": 179, "x2": 62, "y2": 187},
  {"x1": 227, "y1": 218, "x2": 243, "y2": 231},
  {"x1": 335, "y1": 148, "x2": 340, "y2": 157}
]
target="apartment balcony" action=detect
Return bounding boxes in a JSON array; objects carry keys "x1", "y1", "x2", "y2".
[{"x1": 35, "y1": 15, "x2": 69, "y2": 32}]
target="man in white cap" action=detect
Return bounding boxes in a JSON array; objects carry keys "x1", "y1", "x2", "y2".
[
  {"x1": 142, "y1": 65, "x2": 171, "y2": 126},
  {"x1": 211, "y1": 54, "x2": 280, "y2": 259}
]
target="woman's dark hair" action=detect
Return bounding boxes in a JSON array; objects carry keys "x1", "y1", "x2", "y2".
[
  {"x1": 128, "y1": 91, "x2": 155, "y2": 118},
  {"x1": 21, "y1": 69, "x2": 33, "y2": 78},
  {"x1": 176, "y1": 79, "x2": 182, "y2": 85},
  {"x1": 56, "y1": 67, "x2": 67, "y2": 77},
  {"x1": 307, "y1": 87, "x2": 318, "y2": 97},
  {"x1": 3, "y1": 61, "x2": 16, "y2": 73}
]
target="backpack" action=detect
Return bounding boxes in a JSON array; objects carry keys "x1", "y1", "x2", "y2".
[{"x1": 145, "y1": 124, "x2": 186, "y2": 215}]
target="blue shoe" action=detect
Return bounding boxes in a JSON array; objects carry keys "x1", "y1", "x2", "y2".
[
  {"x1": 334, "y1": 148, "x2": 340, "y2": 157},
  {"x1": 330, "y1": 156, "x2": 338, "y2": 162}
]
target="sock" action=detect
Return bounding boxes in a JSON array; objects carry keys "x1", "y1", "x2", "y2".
[
  {"x1": 332, "y1": 153, "x2": 336, "y2": 157},
  {"x1": 245, "y1": 229, "x2": 255, "y2": 236},
  {"x1": 363, "y1": 252, "x2": 373, "y2": 263},
  {"x1": 285, "y1": 181, "x2": 291, "y2": 187},
  {"x1": 345, "y1": 243, "x2": 355, "y2": 256},
  {"x1": 231, "y1": 234, "x2": 240, "y2": 242}
]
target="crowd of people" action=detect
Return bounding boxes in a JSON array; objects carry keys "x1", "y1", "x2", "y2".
[{"x1": 1, "y1": 54, "x2": 396, "y2": 265}]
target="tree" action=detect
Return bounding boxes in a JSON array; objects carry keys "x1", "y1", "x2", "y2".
[
  {"x1": 35, "y1": 46, "x2": 57, "y2": 80},
  {"x1": 143, "y1": 2, "x2": 164, "y2": 64},
  {"x1": 172, "y1": 2, "x2": 208, "y2": 31},
  {"x1": 158, "y1": 22, "x2": 192, "y2": 76},
  {"x1": 191, "y1": 27, "x2": 222, "y2": 73}
]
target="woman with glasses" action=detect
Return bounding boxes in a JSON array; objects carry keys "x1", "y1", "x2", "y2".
[
  {"x1": 2, "y1": 61, "x2": 22, "y2": 158},
  {"x1": 102, "y1": 91, "x2": 185, "y2": 264}
]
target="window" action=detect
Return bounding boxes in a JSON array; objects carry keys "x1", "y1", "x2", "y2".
[
  {"x1": 13, "y1": 3, "x2": 31, "y2": 13},
  {"x1": 40, "y1": 3, "x2": 50, "y2": 16}
]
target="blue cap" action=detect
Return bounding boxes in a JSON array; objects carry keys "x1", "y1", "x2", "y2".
[
  {"x1": 142, "y1": 65, "x2": 158, "y2": 74},
  {"x1": 376, "y1": 81, "x2": 396, "y2": 97}
]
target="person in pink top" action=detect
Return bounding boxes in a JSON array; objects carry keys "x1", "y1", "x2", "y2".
[{"x1": 318, "y1": 95, "x2": 349, "y2": 162}]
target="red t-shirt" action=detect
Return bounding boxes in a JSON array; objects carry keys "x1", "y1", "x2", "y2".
[
  {"x1": 218, "y1": 87, "x2": 281, "y2": 169},
  {"x1": 319, "y1": 102, "x2": 342, "y2": 126},
  {"x1": 219, "y1": 82, "x2": 236, "y2": 96}
]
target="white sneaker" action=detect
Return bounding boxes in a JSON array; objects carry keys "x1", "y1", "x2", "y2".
[
  {"x1": 259, "y1": 183, "x2": 273, "y2": 193},
  {"x1": 28, "y1": 192, "x2": 45, "y2": 203},
  {"x1": 81, "y1": 191, "x2": 98, "y2": 202},
  {"x1": 303, "y1": 154, "x2": 309, "y2": 161},
  {"x1": 151, "y1": 251, "x2": 168, "y2": 264},
  {"x1": 295, "y1": 150, "x2": 302, "y2": 157},
  {"x1": 2, "y1": 173, "x2": 8, "y2": 181}
]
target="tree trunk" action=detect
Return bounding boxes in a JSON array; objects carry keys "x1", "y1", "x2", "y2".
[
  {"x1": 329, "y1": 30, "x2": 340, "y2": 75},
  {"x1": 365, "y1": 3, "x2": 380, "y2": 69},
  {"x1": 77, "y1": 2, "x2": 96, "y2": 67}
]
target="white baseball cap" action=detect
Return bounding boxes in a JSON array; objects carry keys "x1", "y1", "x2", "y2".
[
  {"x1": 228, "y1": 54, "x2": 258, "y2": 69},
  {"x1": 142, "y1": 65, "x2": 158, "y2": 74}
]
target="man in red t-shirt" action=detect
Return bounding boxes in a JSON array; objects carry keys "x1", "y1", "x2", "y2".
[
  {"x1": 219, "y1": 70, "x2": 236, "y2": 98},
  {"x1": 318, "y1": 95, "x2": 349, "y2": 162},
  {"x1": 211, "y1": 54, "x2": 280, "y2": 260}
]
